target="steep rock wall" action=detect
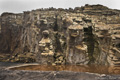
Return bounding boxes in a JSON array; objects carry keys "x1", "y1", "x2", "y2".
[{"x1": 0, "y1": 5, "x2": 120, "y2": 66}]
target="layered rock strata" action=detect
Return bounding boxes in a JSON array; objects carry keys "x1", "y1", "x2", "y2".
[{"x1": 0, "y1": 4, "x2": 120, "y2": 66}]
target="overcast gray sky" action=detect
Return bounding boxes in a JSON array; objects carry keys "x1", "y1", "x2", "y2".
[{"x1": 0, "y1": 0, "x2": 120, "y2": 14}]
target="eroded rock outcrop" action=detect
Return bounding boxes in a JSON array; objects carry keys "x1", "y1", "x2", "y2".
[{"x1": 0, "y1": 4, "x2": 120, "y2": 66}]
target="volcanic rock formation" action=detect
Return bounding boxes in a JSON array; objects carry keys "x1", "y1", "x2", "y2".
[{"x1": 0, "y1": 4, "x2": 120, "y2": 66}]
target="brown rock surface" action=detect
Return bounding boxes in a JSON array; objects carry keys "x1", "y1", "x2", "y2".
[{"x1": 0, "y1": 4, "x2": 120, "y2": 65}]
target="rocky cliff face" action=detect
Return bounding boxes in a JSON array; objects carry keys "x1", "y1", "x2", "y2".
[{"x1": 0, "y1": 4, "x2": 120, "y2": 66}]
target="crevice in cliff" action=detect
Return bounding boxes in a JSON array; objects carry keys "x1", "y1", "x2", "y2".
[
  {"x1": 54, "y1": 32, "x2": 65, "y2": 65},
  {"x1": 84, "y1": 26, "x2": 95, "y2": 64},
  {"x1": 54, "y1": 33, "x2": 62, "y2": 52},
  {"x1": 53, "y1": 15, "x2": 58, "y2": 31}
]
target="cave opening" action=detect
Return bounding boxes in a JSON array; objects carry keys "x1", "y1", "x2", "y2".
[
  {"x1": 84, "y1": 26, "x2": 95, "y2": 64},
  {"x1": 116, "y1": 43, "x2": 120, "y2": 48},
  {"x1": 84, "y1": 28, "x2": 89, "y2": 32}
]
